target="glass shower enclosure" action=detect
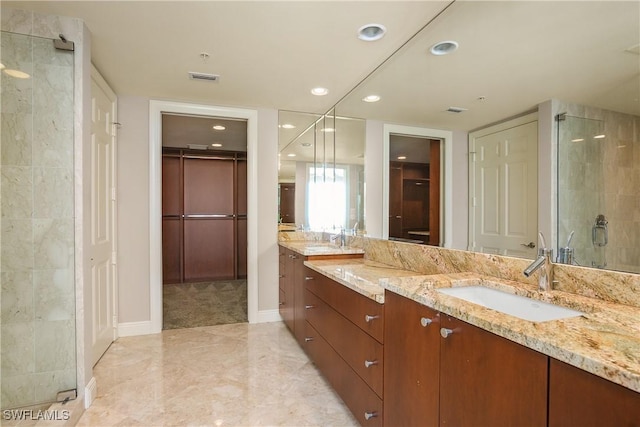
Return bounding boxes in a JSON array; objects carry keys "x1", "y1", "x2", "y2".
[
  {"x1": 557, "y1": 112, "x2": 640, "y2": 273},
  {"x1": 1, "y1": 31, "x2": 76, "y2": 410}
]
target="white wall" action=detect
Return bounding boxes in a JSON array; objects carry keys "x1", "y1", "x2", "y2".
[
  {"x1": 116, "y1": 98, "x2": 279, "y2": 325},
  {"x1": 364, "y1": 120, "x2": 384, "y2": 237},
  {"x1": 451, "y1": 130, "x2": 469, "y2": 250}
]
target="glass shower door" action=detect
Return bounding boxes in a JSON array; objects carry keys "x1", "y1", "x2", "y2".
[{"x1": 1, "y1": 31, "x2": 76, "y2": 410}]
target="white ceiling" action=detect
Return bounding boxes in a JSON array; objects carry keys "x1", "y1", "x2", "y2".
[{"x1": 4, "y1": 0, "x2": 451, "y2": 114}]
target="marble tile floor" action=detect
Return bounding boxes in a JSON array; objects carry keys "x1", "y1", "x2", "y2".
[
  {"x1": 163, "y1": 280, "x2": 248, "y2": 330},
  {"x1": 77, "y1": 322, "x2": 358, "y2": 426}
]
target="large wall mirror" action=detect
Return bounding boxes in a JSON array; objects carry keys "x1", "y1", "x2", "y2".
[
  {"x1": 278, "y1": 109, "x2": 365, "y2": 233},
  {"x1": 279, "y1": 1, "x2": 640, "y2": 274}
]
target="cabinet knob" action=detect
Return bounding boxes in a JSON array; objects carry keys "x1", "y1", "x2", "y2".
[
  {"x1": 364, "y1": 360, "x2": 378, "y2": 368},
  {"x1": 279, "y1": 302, "x2": 285, "y2": 306},
  {"x1": 364, "y1": 411, "x2": 378, "y2": 421},
  {"x1": 304, "y1": 337, "x2": 314, "y2": 342},
  {"x1": 420, "y1": 317, "x2": 432, "y2": 327},
  {"x1": 279, "y1": 274, "x2": 284, "y2": 278},
  {"x1": 304, "y1": 276, "x2": 315, "y2": 281},
  {"x1": 440, "y1": 328, "x2": 454, "y2": 338},
  {"x1": 365, "y1": 314, "x2": 380, "y2": 323},
  {"x1": 305, "y1": 305, "x2": 315, "y2": 309}
]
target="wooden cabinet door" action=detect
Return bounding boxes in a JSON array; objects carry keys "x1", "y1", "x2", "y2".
[
  {"x1": 279, "y1": 183, "x2": 295, "y2": 223},
  {"x1": 439, "y1": 315, "x2": 547, "y2": 427},
  {"x1": 384, "y1": 291, "x2": 440, "y2": 427},
  {"x1": 549, "y1": 358, "x2": 640, "y2": 427},
  {"x1": 279, "y1": 248, "x2": 295, "y2": 333},
  {"x1": 389, "y1": 164, "x2": 403, "y2": 239}
]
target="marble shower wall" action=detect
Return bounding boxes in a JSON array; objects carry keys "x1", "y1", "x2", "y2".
[
  {"x1": 0, "y1": 30, "x2": 76, "y2": 409},
  {"x1": 557, "y1": 103, "x2": 640, "y2": 274}
]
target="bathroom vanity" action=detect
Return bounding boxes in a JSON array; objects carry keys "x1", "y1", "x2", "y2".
[{"x1": 278, "y1": 236, "x2": 640, "y2": 427}]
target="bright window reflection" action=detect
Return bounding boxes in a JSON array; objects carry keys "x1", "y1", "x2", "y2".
[{"x1": 307, "y1": 165, "x2": 347, "y2": 230}]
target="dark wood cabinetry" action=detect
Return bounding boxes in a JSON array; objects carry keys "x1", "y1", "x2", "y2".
[
  {"x1": 549, "y1": 358, "x2": 640, "y2": 427},
  {"x1": 162, "y1": 149, "x2": 247, "y2": 283},
  {"x1": 383, "y1": 291, "x2": 440, "y2": 427},
  {"x1": 279, "y1": 183, "x2": 295, "y2": 224},
  {"x1": 388, "y1": 140, "x2": 440, "y2": 246},
  {"x1": 439, "y1": 315, "x2": 548, "y2": 427},
  {"x1": 385, "y1": 291, "x2": 547, "y2": 427}
]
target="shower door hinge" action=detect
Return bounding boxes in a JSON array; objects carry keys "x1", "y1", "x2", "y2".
[{"x1": 56, "y1": 389, "x2": 77, "y2": 403}]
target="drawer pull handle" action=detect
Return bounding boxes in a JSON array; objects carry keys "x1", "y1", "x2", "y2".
[
  {"x1": 292, "y1": 255, "x2": 298, "y2": 259},
  {"x1": 364, "y1": 360, "x2": 378, "y2": 368},
  {"x1": 364, "y1": 411, "x2": 378, "y2": 421},
  {"x1": 279, "y1": 274, "x2": 284, "y2": 278},
  {"x1": 304, "y1": 276, "x2": 315, "y2": 281},
  {"x1": 440, "y1": 328, "x2": 454, "y2": 338},
  {"x1": 304, "y1": 337, "x2": 314, "y2": 342},
  {"x1": 365, "y1": 314, "x2": 379, "y2": 323},
  {"x1": 305, "y1": 305, "x2": 315, "y2": 309},
  {"x1": 420, "y1": 317, "x2": 432, "y2": 327},
  {"x1": 279, "y1": 302, "x2": 285, "y2": 306}
]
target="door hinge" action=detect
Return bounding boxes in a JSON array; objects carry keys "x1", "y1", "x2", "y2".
[
  {"x1": 469, "y1": 151, "x2": 477, "y2": 162},
  {"x1": 472, "y1": 197, "x2": 477, "y2": 207},
  {"x1": 112, "y1": 315, "x2": 118, "y2": 325},
  {"x1": 111, "y1": 252, "x2": 117, "y2": 264},
  {"x1": 111, "y1": 187, "x2": 116, "y2": 201}
]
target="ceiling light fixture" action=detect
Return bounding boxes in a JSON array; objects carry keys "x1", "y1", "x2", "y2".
[
  {"x1": 311, "y1": 87, "x2": 328, "y2": 96},
  {"x1": 571, "y1": 138, "x2": 585, "y2": 142},
  {"x1": 430, "y1": 40, "x2": 459, "y2": 56},
  {"x1": 358, "y1": 24, "x2": 387, "y2": 42},
  {"x1": 362, "y1": 95, "x2": 381, "y2": 103},
  {"x1": 212, "y1": 125, "x2": 226, "y2": 131},
  {"x1": 211, "y1": 143, "x2": 223, "y2": 147},
  {"x1": 280, "y1": 123, "x2": 296, "y2": 129},
  {"x1": 3, "y1": 69, "x2": 30, "y2": 79},
  {"x1": 287, "y1": 153, "x2": 296, "y2": 157},
  {"x1": 397, "y1": 156, "x2": 407, "y2": 160},
  {"x1": 594, "y1": 134, "x2": 606, "y2": 139},
  {"x1": 301, "y1": 142, "x2": 312, "y2": 147},
  {"x1": 321, "y1": 127, "x2": 335, "y2": 133}
]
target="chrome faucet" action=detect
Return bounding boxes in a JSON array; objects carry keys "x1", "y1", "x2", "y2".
[
  {"x1": 340, "y1": 228, "x2": 346, "y2": 247},
  {"x1": 523, "y1": 232, "x2": 554, "y2": 291}
]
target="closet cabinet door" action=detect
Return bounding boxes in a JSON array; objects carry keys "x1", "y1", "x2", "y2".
[
  {"x1": 183, "y1": 158, "x2": 234, "y2": 215},
  {"x1": 162, "y1": 155, "x2": 182, "y2": 283},
  {"x1": 184, "y1": 219, "x2": 234, "y2": 281}
]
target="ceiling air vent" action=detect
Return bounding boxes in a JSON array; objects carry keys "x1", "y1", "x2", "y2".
[
  {"x1": 188, "y1": 71, "x2": 220, "y2": 82},
  {"x1": 446, "y1": 106, "x2": 468, "y2": 113}
]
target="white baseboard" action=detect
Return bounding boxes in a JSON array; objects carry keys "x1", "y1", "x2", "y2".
[
  {"x1": 84, "y1": 377, "x2": 97, "y2": 409},
  {"x1": 118, "y1": 320, "x2": 154, "y2": 337},
  {"x1": 254, "y1": 309, "x2": 282, "y2": 323}
]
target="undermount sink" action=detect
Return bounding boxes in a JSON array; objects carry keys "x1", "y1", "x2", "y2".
[{"x1": 437, "y1": 286, "x2": 584, "y2": 322}]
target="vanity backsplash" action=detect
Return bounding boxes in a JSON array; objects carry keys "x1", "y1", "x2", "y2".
[{"x1": 278, "y1": 232, "x2": 640, "y2": 309}]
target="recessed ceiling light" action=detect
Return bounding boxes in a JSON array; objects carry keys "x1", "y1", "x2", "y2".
[
  {"x1": 571, "y1": 138, "x2": 585, "y2": 142},
  {"x1": 3, "y1": 69, "x2": 30, "y2": 79},
  {"x1": 320, "y1": 127, "x2": 335, "y2": 133},
  {"x1": 311, "y1": 87, "x2": 329, "y2": 96},
  {"x1": 358, "y1": 24, "x2": 387, "y2": 42},
  {"x1": 397, "y1": 156, "x2": 407, "y2": 160},
  {"x1": 280, "y1": 123, "x2": 296, "y2": 129},
  {"x1": 301, "y1": 142, "x2": 312, "y2": 147},
  {"x1": 594, "y1": 134, "x2": 606, "y2": 139},
  {"x1": 287, "y1": 153, "x2": 296, "y2": 157},
  {"x1": 212, "y1": 125, "x2": 226, "y2": 131},
  {"x1": 362, "y1": 95, "x2": 381, "y2": 103},
  {"x1": 211, "y1": 143, "x2": 223, "y2": 147},
  {"x1": 430, "y1": 40, "x2": 459, "y2": 56}
]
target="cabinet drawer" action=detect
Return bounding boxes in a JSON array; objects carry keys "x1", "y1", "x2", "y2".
[
  {"x1": 279, "y1": 289, "x2": 293, "y2": 333},
  {"x1": 305, "y1": 267, "x2": 384, "y2": 343},
  {"x1": 304, "y1": 321, "x2": 383, "y2": 427},
  {"x1": 305, "y1": 290, "x2": 383, "y2": 398}
]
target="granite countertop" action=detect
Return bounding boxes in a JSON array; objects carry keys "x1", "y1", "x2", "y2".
[
  {"x1": 279, "y1": 240, "x2": 365, "y2": 257},
  {"x1": 304, "y1": 258, "x2": 640, "y2": 395}
]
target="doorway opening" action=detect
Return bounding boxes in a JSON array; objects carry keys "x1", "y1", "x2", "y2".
[
  {"x1": 160, "y1": 114, "x2": 248, "y2": 329},
  {"x1": 388, "y1": 134, "x2": 441, "y2": 245}
]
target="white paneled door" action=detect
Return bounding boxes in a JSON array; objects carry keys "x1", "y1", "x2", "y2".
[
  {"x1": 469, "y1": 114, "x2": 538, "y2": 258},
  {"x1": 90, "y1": 67, "x2": 118, "y2": 365}
]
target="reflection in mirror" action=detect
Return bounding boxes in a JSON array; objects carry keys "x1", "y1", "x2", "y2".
[
  {"x1": 388, "y1": 135, "x2": 441, "y2": 246},
  {"x1": 557, "y1": 110, "x2": 640, "y2": 274},
  {"x1": 330, "y1": 0, "x2": 639, "y2": 273},
  {"x1": 278, "y1": 110, "x2": 365, "y2": 233}
]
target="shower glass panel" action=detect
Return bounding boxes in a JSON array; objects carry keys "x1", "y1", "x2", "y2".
[
  {"x1": 1, "y1": 31, "x2": 76, "y2": 410},
  {"x1": 557, "y1": 114, "x2": 640, "y2": 273}
]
